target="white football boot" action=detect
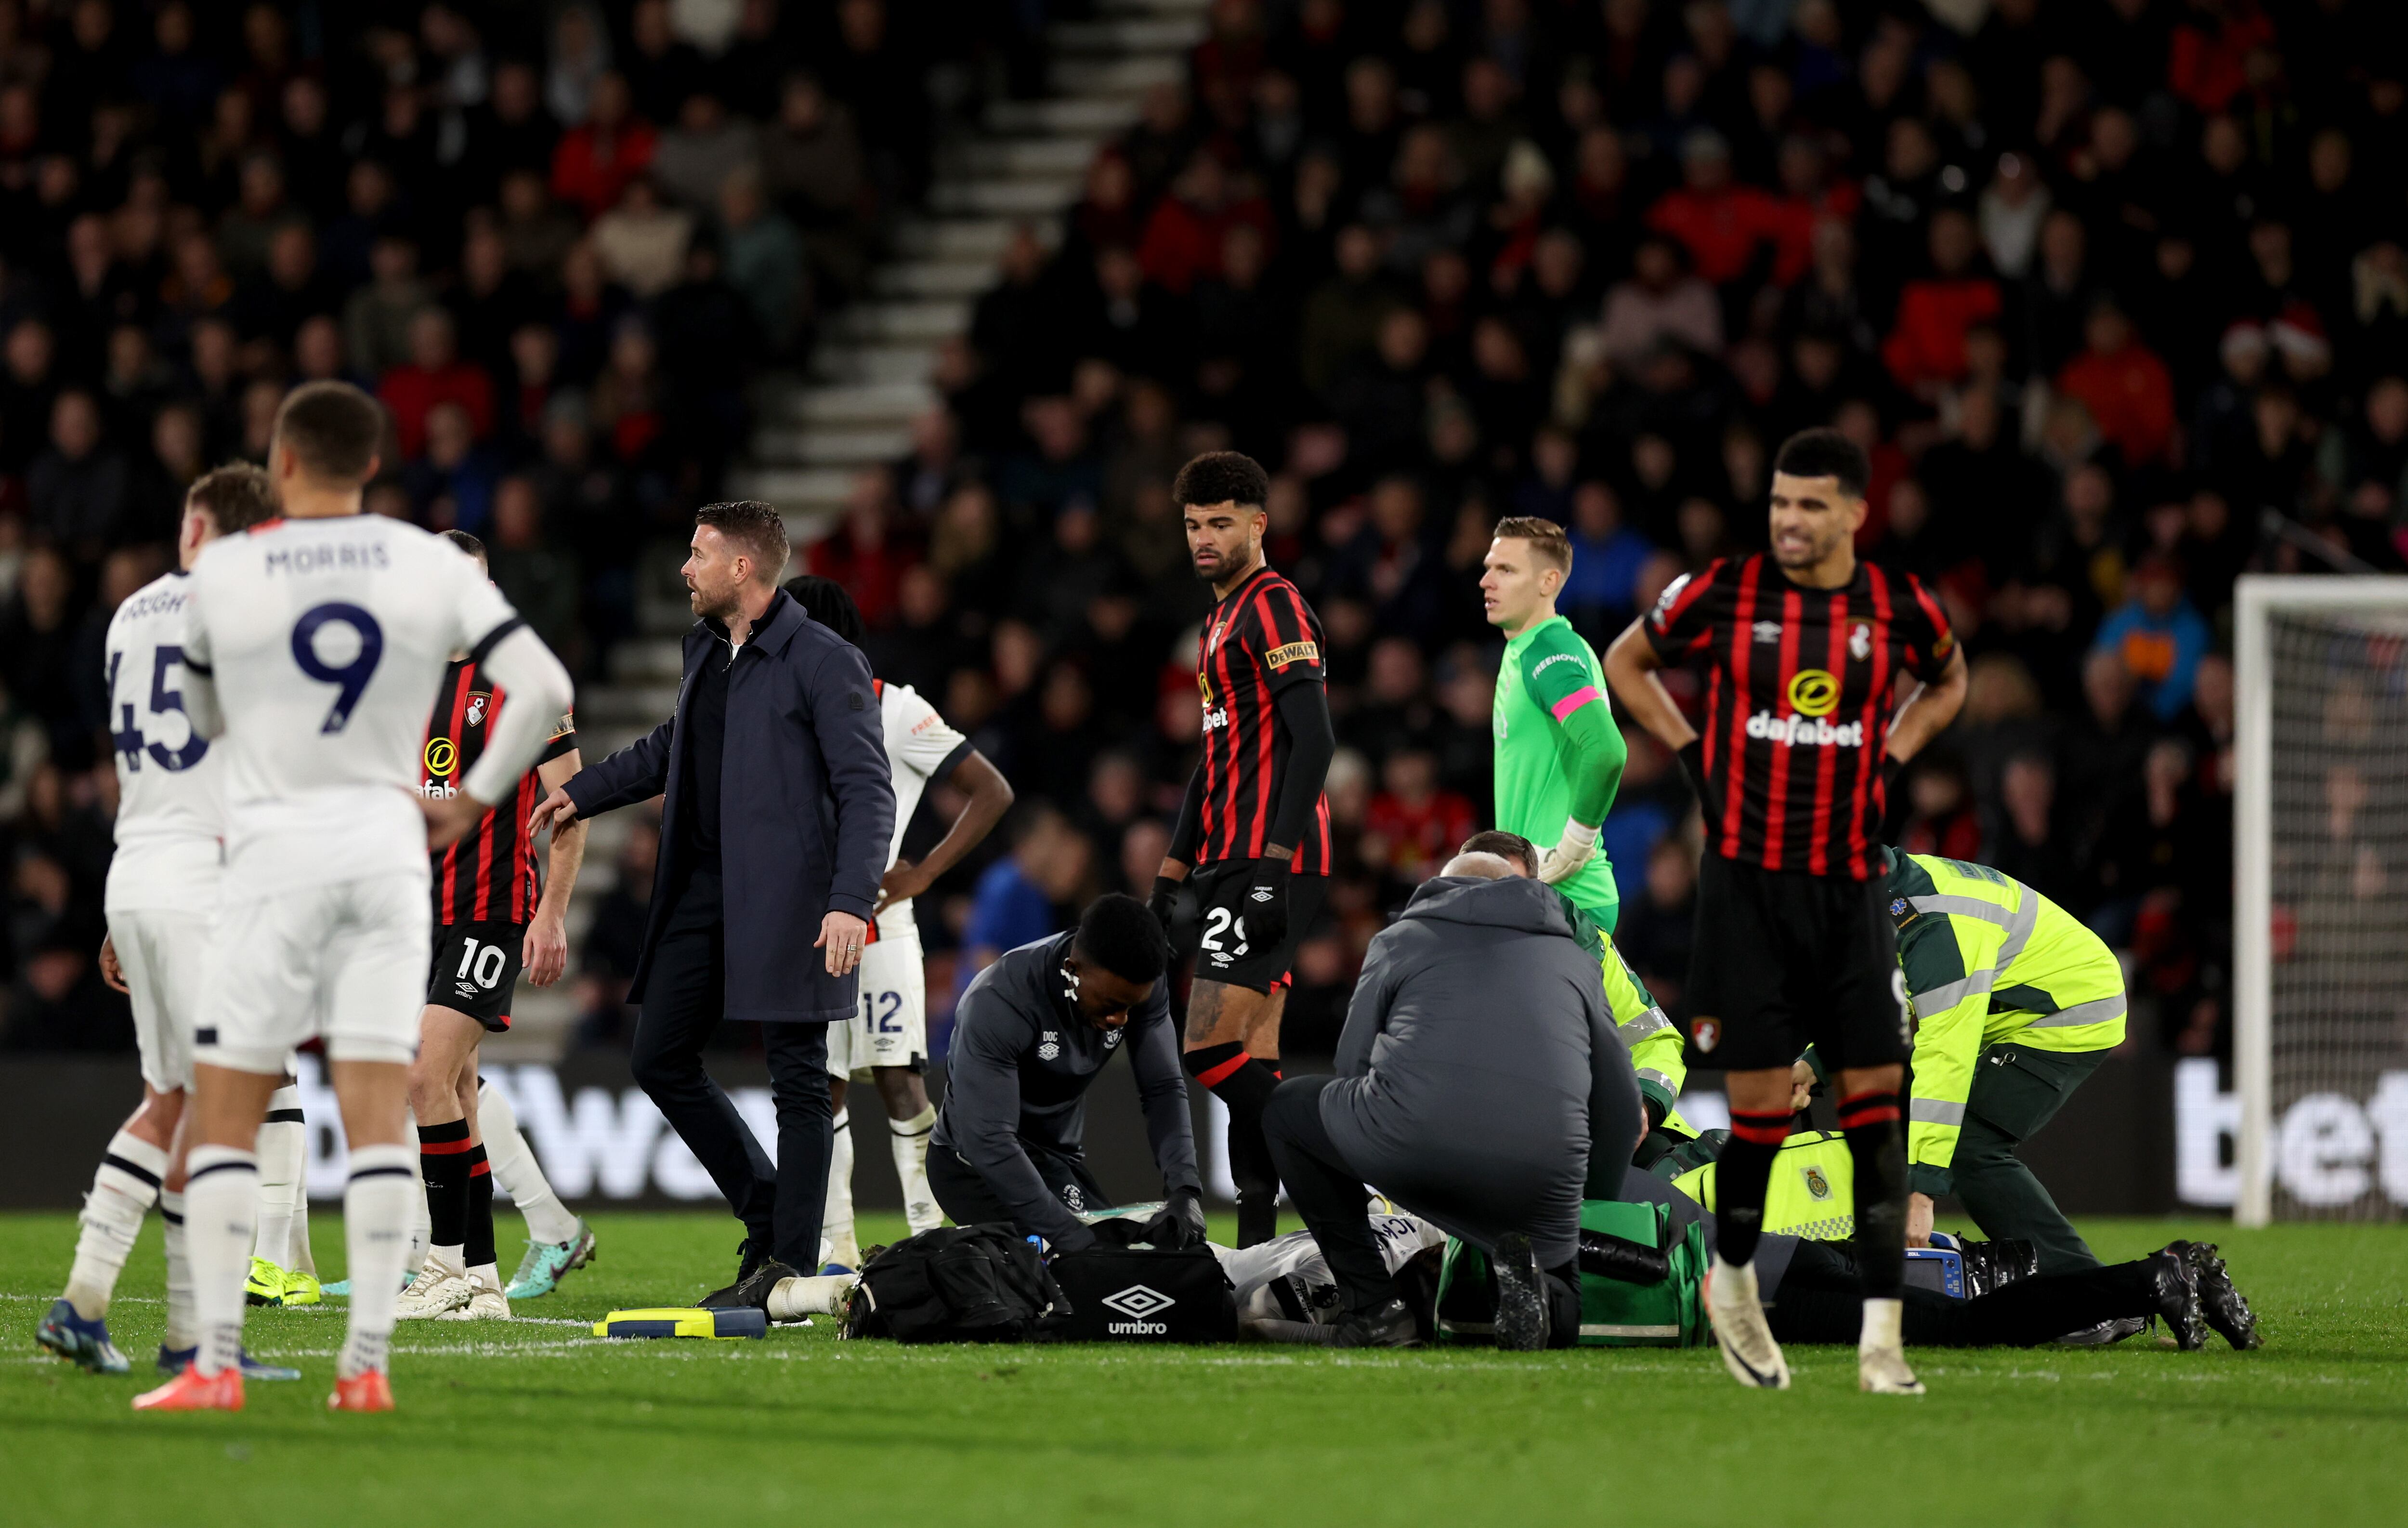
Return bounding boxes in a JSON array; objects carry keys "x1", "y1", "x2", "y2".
[
  {"x1": 1705, "y1": 1257, "x2": 1791, "y2": 1390},
  {"x1": 1858, "y1": 1298, "x2": 1926, "y2": 1395},
  {"x1": 436, "y1": 1268, "x2": 510, "y2": 1321},
  {"x1": 393, "y1": 1255, "x2": 471, "y2": 1320}
]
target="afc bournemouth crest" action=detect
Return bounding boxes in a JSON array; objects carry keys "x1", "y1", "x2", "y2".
[
  {"x1": 465, "y1": 691, "x2": 491, "y2": 727},
  {"x1": 1691, "y1": 1016, "x2": 1720, "y2": 1054}
]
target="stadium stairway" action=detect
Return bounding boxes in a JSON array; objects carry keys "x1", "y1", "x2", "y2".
[{"x1": 491, "y1": 0, "x2": 1211, "y2": 1058}]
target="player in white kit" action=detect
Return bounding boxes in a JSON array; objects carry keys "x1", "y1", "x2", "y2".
[
  {"x1": 783, "y1": 578, "x2": 1013, "y2": 1267},
  {"x1": 35, "y1": 466, "x2": 302, "y2": 1382},
  {"x1": 133, "y1": 382, "x2": 572, "y2": 1414}
]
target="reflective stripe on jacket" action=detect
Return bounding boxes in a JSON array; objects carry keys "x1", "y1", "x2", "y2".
[{"x1": 1887, "y1": 852, "x2": 2126, "y2": 1190}]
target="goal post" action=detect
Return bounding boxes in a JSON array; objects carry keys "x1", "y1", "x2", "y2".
[{"x1": 2233, "y1": 575, "x2": 2408, "y2": 1226}]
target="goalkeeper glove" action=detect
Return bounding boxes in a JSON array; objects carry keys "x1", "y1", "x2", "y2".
[
  {"x1": 1536, "y1": 818, "x2": 1600, "y2": 884},
  {"x1": 1243, "y1": 860, "x2": 1290, "y2": 950}
]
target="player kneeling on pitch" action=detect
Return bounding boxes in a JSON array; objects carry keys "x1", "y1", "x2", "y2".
[
  {"x1": 1262, "y1": 854, "x2": 1643, "y2": 1351},
  {"x1": 926, "y1": 895, "x2": 1206, "y2": 1252}
]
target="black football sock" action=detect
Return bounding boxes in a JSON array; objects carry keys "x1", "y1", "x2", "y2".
[
  {"x1": 464, "y1": 1144, "x2": 497, "y2": 1272},
  {"x1": 419, "y1": 1119, "x2": 471, "y2": 1262},
  {"x1": 1839, "y1": 1088, "x2": 1908, "y2": 1301},
  {"x1": 1713, "y1": 1108, "x2": 1793, "y2": 1269},
  {"x1": 1186, "y1": 1042, "x2": 1282, "y2": 1247}
]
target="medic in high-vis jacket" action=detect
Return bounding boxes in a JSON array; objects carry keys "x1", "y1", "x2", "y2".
[{"x1": 1885, "y1": 850, "x2": 2127, "y2": 1275}]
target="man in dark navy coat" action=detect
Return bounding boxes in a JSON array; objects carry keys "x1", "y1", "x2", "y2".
[{"x1": 532, "y1": 501, "x2": 895, "y2": 1303}]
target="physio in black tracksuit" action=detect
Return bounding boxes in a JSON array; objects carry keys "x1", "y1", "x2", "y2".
[{"x1": 931, "y1": 897, "x2": 1206, "y2": 1252}]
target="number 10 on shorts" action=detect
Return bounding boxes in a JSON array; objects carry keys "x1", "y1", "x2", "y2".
[{"x1": 456, "y1": 936, "x2": 508, "y2": 991}]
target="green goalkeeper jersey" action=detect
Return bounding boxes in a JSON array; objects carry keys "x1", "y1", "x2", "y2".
[{"x1": 1493, "y1": 614, "x2": 1626, "y2": 920}]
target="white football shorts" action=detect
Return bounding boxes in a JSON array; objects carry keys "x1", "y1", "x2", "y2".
[
  {"x1": 825, "y1": 924, "x2": 927, "y2": 1078},
  {"x1": 107, "y1": 907, "x2": 213, "y2": 1092},
  {"x1": 196, "y1": 872, "x2": 431, "y2": 1074}
]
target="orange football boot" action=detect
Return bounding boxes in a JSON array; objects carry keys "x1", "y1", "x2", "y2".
[
  {"x1": 327, "y1": 1370, "x2": 394, "y2": 1412},
  {"x1": 132, "y1": 1365, "x2": 245, "y2": 1412}
]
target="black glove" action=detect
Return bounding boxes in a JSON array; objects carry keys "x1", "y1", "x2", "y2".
[
  {"x1": 1243, "y1": 859, "x2": 1290, "y2": 950},
  {"x1": 1147, "y1": 875, "x2": 1181, "y2": 938},
  {"x1": 1140, "y1": 1187, "x2": 1209, "y2": 1251},
  {"x1": 1676, "y1": 739, "x2": 1712, "y2": 809}
]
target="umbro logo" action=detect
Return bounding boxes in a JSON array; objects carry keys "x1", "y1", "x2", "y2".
[
  {"x1": 1753, "y1": 620, "x2": 1782, "y2": 643},
  {"x1": 1250, "y1": 889, "x2": 1273, "y2": 902},
  {"x1": 1101, "y1": 1285, "x2": 1174, "y2": 1320}
]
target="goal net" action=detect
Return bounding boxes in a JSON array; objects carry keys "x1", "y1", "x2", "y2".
[{"x1": 2233, "y1": 577, "x2": 2408, "y2": 1224}]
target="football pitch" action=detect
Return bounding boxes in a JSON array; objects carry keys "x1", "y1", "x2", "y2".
[{"x1": 3, "y1": 1212, "x2": 2402, "y2": 1528}]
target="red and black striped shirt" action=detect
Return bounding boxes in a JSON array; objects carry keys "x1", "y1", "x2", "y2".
[
  {"x1": 1194, "y1": 565, "x2": 1332, "y2": 874},
  {"x1": 1644, "y1": 554, "x2": 1954, "y2": 881},
  {"x1": 423, "y1": 658, "x2": 578, "y2": 924}
]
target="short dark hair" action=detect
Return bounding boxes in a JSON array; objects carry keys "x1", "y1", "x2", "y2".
[
  {"x1": 1171, "y1": 450, "x2": 1270, "y2": 512},
  {"x1": 784, "y1": 574, "x2": 865, "y2": 646},
  {"x1": 1073, "y1": 893, "x2": 1171, "y2": 986},
  {"x1": 185, "y1": 462, "x2": 275, "y2": 534},
  {"x1": 695, "y1": 500, "x2": 789, "y2": 583},
  {"x1": 1459, "y1": 829, "x2": 1537, "y2": 876},
  {"x1": 442, "y1": 528, "x2": 486, "y2": 564},
  {"x1": 272, "y1": 380, "x2": 385, "y2": 484},
  {"x1": 1772, "y1": 427, "x2": 1870, "y2": 500},
  {"x1": 1490, "y1": 515, "x2": 1571, "y2": 574}
]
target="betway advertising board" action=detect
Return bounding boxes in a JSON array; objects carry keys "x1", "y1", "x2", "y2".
[{"x1": 0, "y1": 1050, "x2": 2399, "y2": 1217}]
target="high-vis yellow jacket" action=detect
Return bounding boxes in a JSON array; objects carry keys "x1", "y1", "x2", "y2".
[
  {"x1": 1887, "y1": 852, "x2": 2126, "y2": 1197},
  {"x1": 1553, "y1": 889, "x2": 1689, "y2": 1131}
]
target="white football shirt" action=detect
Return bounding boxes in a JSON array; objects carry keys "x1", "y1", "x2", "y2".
[
  {"x1": 874, "y1": 678, "x2": 969, "y2": 938},
  {"x1": 183, "y1": 515, "x2": 523, "y2": 896},
  {"x1": 102, "y1": 570, "x2": 225, "y2": 912}
]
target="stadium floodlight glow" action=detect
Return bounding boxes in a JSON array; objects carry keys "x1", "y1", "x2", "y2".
[{"x1": 2232, "y1": 575, "x2": 2408, "y2": 1227}]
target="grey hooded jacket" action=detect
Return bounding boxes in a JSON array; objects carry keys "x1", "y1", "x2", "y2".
[{"x1": 1318, "y1": 874, "x2": 1641, "y2": 1265}]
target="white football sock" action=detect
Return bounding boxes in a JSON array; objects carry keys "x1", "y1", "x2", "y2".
[
  {"x1": 340, "y1": 1145, "x2": 417, "y2": 1379},
  {"x1": 64, "y1": 1130, "x2": 166, "y2": 1318},
  {"x1": 479, "y1": 1079, "x2": 580, "y2": 1245},
  {"x1": 252, "y1": 1086, "x2": 305, "y2": 1268},
  {"x1": 160, "y1": 1189, "x2": 196, "y2": 1350},
  {"x1": 890, "y1": 1103, "x2": 940, "y2": 1237},
  {"x1": 1860, "y1": 1296, "x2": 1905, "y2": 1354},
  {"x1": 184, "y1": 1145, "x2": 258, "y2": 1378},
  {"x1": 766, "y1": 1272, "x2": 856, "y2": 1320},
  {"x1": 290, "y1": 1197, "x2": 317, "y2": 1279},
  {"x1": 821, "y1": 1109, "x2": 859, "y2": 1270}
]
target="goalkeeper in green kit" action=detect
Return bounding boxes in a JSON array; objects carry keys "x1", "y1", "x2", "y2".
[{"x1": 1480, "y1": 518, "x2": 1689, "y2": 1132}]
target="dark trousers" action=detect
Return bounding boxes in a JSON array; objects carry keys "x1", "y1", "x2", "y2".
[
  {"x1": 1261, "y1": 1077, "x2": 1403, "y2": 1315},
  {"x1": 630, "y1": 868, "x2": 834, "y2": 1271},
  {"x1": 926, "y1": 1139, "x2": 1112, "y2": 1232},
  {"x1": 1266, "y1": 1076, "x2": 1580, "y2": 1340},
  {"x1": 1956, "y1": 1043, "x2": 2109, "y2": 1275},
  {"x1": 1772, "y1": 1239, "x2": 2156, "y2": 1347}
]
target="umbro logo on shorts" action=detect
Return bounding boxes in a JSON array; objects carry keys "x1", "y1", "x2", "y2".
[{"x1": 1250, "y1": 888, "x2": 1272, "y2": 902}]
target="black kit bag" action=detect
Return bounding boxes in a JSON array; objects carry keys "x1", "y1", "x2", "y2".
[
  {"x1": 841, "y1": 1225, "x2": 1068, "y2": 1344},
  {"x1": 1041, "y1": 1244, "x2": 1238, "y2": 1344}
]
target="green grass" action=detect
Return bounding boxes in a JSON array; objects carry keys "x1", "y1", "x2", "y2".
[{"x1": 3, "y1": 1211, "x2": 2402, "y2": 1527}]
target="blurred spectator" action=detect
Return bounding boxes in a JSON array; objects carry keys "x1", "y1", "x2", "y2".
[{"x1": 2092, "y1": 556, "x2": 2212, "y2": 723}]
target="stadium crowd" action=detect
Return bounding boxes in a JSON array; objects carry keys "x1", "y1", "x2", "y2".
[
  {"x1": 8, "y1": 0, "x2": 2407, "y2": 1072},
  {"x1": 0, "y1": 0, "x2": 951, "y2": 1053}
]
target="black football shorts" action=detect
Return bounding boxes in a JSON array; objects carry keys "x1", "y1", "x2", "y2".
[
  {"x1": 1684, "y1": 852, "x2": 1908, "y2": 1073},
  {"x1": 426, "y1": 921, "x2": 524, "y2": 1032},
  {"x1": 1185, "y1": 862, "x2": 1328, "y2": 994}
]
